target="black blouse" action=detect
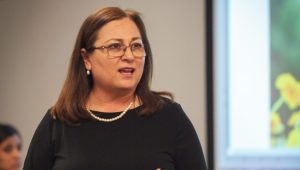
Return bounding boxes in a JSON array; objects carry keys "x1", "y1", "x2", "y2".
[{"x1": 23, "y1": 99, "x2": 207, "y2": 170}]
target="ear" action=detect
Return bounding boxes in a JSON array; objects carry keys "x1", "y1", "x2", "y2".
[{"x1": 81, "y1": 48, "x2": 92, "y2": 70}]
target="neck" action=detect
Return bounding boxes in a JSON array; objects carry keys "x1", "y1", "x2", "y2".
[{"x1": 87, "y1": 87, "x2": 136, "y2": 112}]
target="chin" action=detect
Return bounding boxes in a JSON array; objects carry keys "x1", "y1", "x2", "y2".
[
  {"x1": 117, "y1": 86, "x2": 136, "y2": 92},
  {"x1": 117, "y1": 81, "x2": 138, "y2": 89},
  {"x1": 116, "y1": 84, "x2": 137, "y2": 91},
  {"x1": 9, "y1": 165, "x2": 21, "y2": 170}
]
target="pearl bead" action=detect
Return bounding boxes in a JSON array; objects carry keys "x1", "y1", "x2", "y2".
[{"x1": 87, "y1": 102, "x2": 133, "y2": 122}]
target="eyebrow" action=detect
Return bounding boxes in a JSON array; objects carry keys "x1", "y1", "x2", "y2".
[{"x1": 103, "y1": 37, "x2": 142, "y2": 43}]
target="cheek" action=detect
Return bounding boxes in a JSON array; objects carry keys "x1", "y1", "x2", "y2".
[
  {"x1": 90, "y1": 55, "x2": 108, "y2": 69},
  {"x1": 0, "y1": 153, "x2": 9, "y2": 166},
  {"x1": 138, "y1": 59, "x2": 145, "y2": 71},
  {"x1": 92, "y1": 59, "x2": 112, "y2": 74},
  {"x1": 140, "y1": 60, "x2": 146, "y2": 76}
]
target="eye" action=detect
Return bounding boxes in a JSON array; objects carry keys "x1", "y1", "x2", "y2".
[
  {"x1": 107, "y1": 43, "x2": 122, "y2": 50},
  {"x1": 17, "y1": 143, "x2": 22, "y2": 151},
  {"x1": 131, "y1": 42, "x2": 144, "y2": 49},
  {"x1": 3, "y1": 145, "x2": 13, "y2": 153}
]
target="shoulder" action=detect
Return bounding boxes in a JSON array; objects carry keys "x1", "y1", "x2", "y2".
[
  {"x1": 40, "y1": 108, "x2": 57, "y2": 124},
  {"x1": 24, "y1": 108, "x2": 59, "y2": 169},
  {"x1": 159, "y1": 97, "x2": 198, "y2": 129},
  {"x1": 34, "y1": 108, "x2": 62, "y2": 135},
  {"x1": 156, "y1": 96, "x2": 189, "y2": 122},
  {"x1": 159, "y1": 96, "x2": 182, "y2": 113}
]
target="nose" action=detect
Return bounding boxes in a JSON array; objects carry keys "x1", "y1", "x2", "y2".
[
  {"x1": 121, "y1": 46, "x2": 135, "y2": 61},
  {"x1": 12, "y1": 148, "x2": 21, "y2": 159}
]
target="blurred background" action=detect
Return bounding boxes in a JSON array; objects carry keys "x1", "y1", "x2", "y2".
[{"x1": 270, "y1": 0, "x2": 300, "y2": 148}]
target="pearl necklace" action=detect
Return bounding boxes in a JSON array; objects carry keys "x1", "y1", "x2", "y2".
[{"x1": 86, "y1": 101, "x2": 133, "y2": 122}]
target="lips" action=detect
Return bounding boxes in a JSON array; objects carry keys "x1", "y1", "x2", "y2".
[
  {"x1": 12, "y1": 162, "x2": 21, "y2": 169},
  {"x1": 118, "y1": 67, "x2": 135, "y2": 74}
]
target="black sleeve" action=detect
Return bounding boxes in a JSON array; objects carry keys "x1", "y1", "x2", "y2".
[
  {"x1": 173, "y1": 103, "x2": 207, "y2": 170},
  {"x1": 23, "y1": 109, "x2": 55, "y2": 170}
]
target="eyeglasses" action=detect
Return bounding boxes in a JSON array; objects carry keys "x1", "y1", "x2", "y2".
[{"x1": 90, "y1": 42, "x2": 146, "y2": 59}]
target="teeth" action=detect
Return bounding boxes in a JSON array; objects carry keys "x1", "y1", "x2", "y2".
[{"x1": 119, "y1": 68, "x2": 134, "y2": 73}]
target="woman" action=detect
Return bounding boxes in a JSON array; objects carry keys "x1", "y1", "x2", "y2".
[
  {"x1": 24, "y1": 7, "x2": 207, "y2": 170},
  {"x1": 0, "y1": 124, "x2": 22, "y2": 170}
]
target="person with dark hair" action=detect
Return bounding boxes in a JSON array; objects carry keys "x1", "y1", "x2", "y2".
[
  {"x1": 23, "y1": 7, "x2": 207, "y2": 170},
  {"x1": 0, "y1": 124, "x2": 22, "y2": 170}
]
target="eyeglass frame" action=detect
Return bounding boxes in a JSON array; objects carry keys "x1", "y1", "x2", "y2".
[{"x1": 87, "y1": 42, "x2": 146, "y2": 59}]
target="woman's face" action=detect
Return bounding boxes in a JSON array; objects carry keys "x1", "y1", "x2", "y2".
[
  {"x1": 83, "y1": 17, "x2": 145, "y2": 94},
  {"x1": 0, "y1": 134, "x2": 21, "y2": 170}
]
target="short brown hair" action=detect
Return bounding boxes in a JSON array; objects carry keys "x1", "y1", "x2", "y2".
[{"x1": 51, "y1": 7, "x2": 172, "y2": 125}]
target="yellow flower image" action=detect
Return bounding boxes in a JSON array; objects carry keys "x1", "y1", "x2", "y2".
[
  {"x1": 271, "y1": 112, "x2": 284, "y2": 135},
  {"x1": 287, "y1": 111, "x2": 300, "y2": 147},
  {"x1": 275, "y1": 73, "x2": 300, "y2": 110},
  {"x1": 288, "y1": 111, "x2": 300, "y2": 127},
  {"x1": 287, "y1": 127, "x2": 300, "y2": 147}
]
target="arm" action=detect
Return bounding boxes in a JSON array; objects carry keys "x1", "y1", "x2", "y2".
[
  {"x1": 23, "y1": 110, "x2": 55, "y2": 170},
  {"x1": 174, "y1": 104, "x2": 207, "y2": 170}
]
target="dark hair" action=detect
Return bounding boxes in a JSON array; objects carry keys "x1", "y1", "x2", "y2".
[
  {"x1": 0, "y1": 124, "x2": 20, "y2": 144},
  {"x1": 51, "y1": 7, "x2": 173, "y2": 125}
]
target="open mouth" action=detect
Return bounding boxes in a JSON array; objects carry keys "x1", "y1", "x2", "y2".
[
  {"x1": 118, "y1": 68, "x2": 135, "y2": 74},
  {"x1": 12, "y1": 162, "x2": 21, "y2": 169}
]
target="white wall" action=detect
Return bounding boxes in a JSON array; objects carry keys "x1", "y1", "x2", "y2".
[{"x1": 0, "y1": 0, "x2": 206, "y2": 164}]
